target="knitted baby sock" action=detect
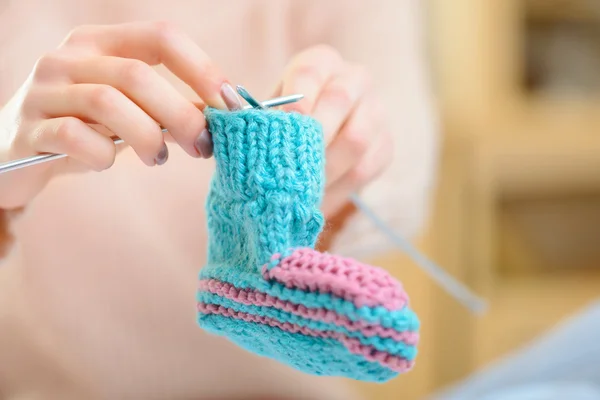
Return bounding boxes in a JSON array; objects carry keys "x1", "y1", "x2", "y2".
[{"x1": 197, "y1": 108, "x2": 420, "y2": 383}]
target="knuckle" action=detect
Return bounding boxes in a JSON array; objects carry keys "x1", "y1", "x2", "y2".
[
  {"x1": 88, "y1": 85, "x2": 119, "y2": 111},
  {"x1": 55, "y1": 118, "x2": 81, "y2": 145},
  {"x1": 348, "y1": 160, "x2": 376, "y2": 187},
  {"x1": 322, "y1": 85, "x2": 353, "y2": 110},
  {"x1": 120, "y1": 59, "x2": 153, "y2": 88},
  {"x1": 152, "y1": 20, "x2": 180, "y2": 42},
  {"x1": 343, "y1": 125, "x2": 370, "y2": 156},
  {"x1": 290, "y1": 45, "x2": 343, "y2": 86},
  {"x1": 348, "y1": 163, "x2": 372, "y2": 187},
  {"x1": 31, "y1": 53, "x2": 65, "y2": 82},
  {"x1": 147, "y1": 21, "x2": 182, "y2": 64},
  {"x1": 63, "y1": 25, "x2": 95, "y2": 46},
  {"x1": 294, "y1": 64, "x2": 324, "y2": 86},
  {"x1": 311, "y1": 44, "x2": 342, "y2": 63}
]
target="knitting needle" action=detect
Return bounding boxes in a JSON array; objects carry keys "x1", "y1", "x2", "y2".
[
  {"x1": 237, "y1": 85, "x2": 270, "y2": 109},
  {"x1": 238, "y1": 86, "x2": 488, "y2": 314},
  {"x1": 0, "y1": 93, "x2": 304, "y2": 175},
  {"x1": 236, "y1": 85, "x2": 265, "y2": 109},
  {"x1": 350, "y1": 194, "x2": 488, "y2": 314}
]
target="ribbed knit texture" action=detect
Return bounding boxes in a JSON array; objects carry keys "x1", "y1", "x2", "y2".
[{"x1": 197, "y1": 108, "x2": 420, "y2": 382}]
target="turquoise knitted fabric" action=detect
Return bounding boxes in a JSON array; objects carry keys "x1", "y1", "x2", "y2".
[
  {"x1": 197, "y1": 108, "x2": 420, "y2": 382},
  {"x1": 202, "y1": 108, "x2": 325, "y2": 282}
]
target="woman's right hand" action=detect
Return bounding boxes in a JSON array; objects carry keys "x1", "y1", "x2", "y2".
[{"x1": 0, "y1": 21, "x2": 242, "y2": 210}]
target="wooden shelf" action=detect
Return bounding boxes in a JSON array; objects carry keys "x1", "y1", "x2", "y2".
[
  {"x1": 420, "y1": 0, "x2": 600, "y2": 394},
  {"x1": 499, "y1": 191, "x2": 600, "y2": 276},
  {"x1": 525, "y1": 0, "x2": 600, "y2": 23}
]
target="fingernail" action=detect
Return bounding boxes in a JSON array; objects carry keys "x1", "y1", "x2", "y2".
[
  {"x1": 220, "y1": 83, "x2": 242, "y2": 111},
  {"x1": 155, "y1": 143, "x2": 169, "y2": 165},
  {"x1": 194, "y1": 129, "x2": 213, "y2": 158}
]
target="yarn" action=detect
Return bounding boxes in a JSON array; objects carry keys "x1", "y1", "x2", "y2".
[
  {"x1": 350, "y1": 194, "x2": 487, "y2": 314},
  {"x1": 197, "y1": 108, "x2": 419, "y2": 382}
]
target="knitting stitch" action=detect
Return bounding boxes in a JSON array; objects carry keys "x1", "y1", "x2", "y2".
[{"x1": 197, "y1": 108, "x2": 420, "y2": 382}]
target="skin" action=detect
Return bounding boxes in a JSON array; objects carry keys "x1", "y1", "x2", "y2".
[
  {"x1": 0, "y1": 22, "x2": 392, "y2": 213},
  {"x1": 276, "y1": 45, "x2": 393, "y2": 217},
  {"x1": 0, "y1": 21, "x2": 393, "y2": 399}
]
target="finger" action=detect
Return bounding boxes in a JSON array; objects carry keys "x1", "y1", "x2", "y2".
[
  {"x1": 68, "y1": 56, "x2": 209, "y2": 158},
  {"x1": 313, "y1": 65, "x2": 371, "y2": 145},
  {"x1": 269, "y1": 80, "x2": 283, "y2": 99},
  {"x1": 86, "y1": 123, "x2": 134, "y2": 159},
  {"x1": 34, "y1": 84, "x2": 166, "y2": 166},
  {"x1": 278, "y1": 45, "x2": 344, "y2": 114},
  {"x1": 29, "y1": 117, "x2": 117, "y2": 172},
  {"x1": 322, "y1": 130, "x2": 392, "y2": 218},
  {"x1": 324, "y1": 96, "x2": 383, "y2": 186},
  {"x1": 60, "y1": 21, "x2": 242, "y2": 110}
]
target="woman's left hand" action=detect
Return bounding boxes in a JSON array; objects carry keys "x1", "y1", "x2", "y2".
[{"x1": 274, "y1": 45, "x2": 393, "y2": 218}]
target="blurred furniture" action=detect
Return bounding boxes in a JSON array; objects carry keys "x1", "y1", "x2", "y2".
[
  {"x1": 424, "y1": 0, "x2": 600, "y2": 393},
  {"x1": 353, "y1": 2, "x2": 600, "y2": 399}
]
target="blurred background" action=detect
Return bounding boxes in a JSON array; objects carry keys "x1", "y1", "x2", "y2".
[
  {"x1": 352, "y1": 0, "x2": 600, "y2": 398},
  {"x1": 3, "y1": 0, "x2": 600, "y2": 398}
]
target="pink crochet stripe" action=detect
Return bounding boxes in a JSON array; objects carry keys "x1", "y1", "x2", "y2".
[
  {"x1": 198, "y1": 302, "x2": 414, "y2": 373},
  {"x1": 199, "y1": 279, "x2": 418, "y2": 344},
  {"x1": 262, "y1": 248, "x2": 408, "y2": 311}
]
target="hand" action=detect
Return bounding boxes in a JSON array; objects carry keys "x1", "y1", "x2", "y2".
[
  {"x1": 274, "y1": 45, "x2": 393, "y2": 218},
  {"x1": 0, "y1": 21, "x2": 242, "y2": 209}
]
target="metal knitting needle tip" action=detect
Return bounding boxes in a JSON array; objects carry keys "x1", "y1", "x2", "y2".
[
  {"x1": 0, "y1": 93, "x2": 304, "y2": 175},
  {"x1": 244, "y1": 93, "x2": 304, "y2": 109},
  {"x1": 237, "y1": 85, "x2": 264, "y2": 109},
  {"x1": 0, "y1": 128, "x2": 165, "y2": 175},
  {"x1": 237, "y1": 85, "x2": 303, "y2": 110}
]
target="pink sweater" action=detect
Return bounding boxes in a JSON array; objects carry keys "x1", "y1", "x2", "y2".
[{"x1": 0, "y1": 1, "x2": 438, "y2": 398}]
